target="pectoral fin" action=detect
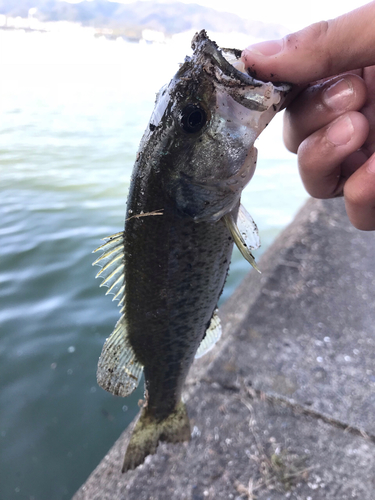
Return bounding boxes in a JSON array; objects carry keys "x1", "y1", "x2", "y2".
[{"x1": 223, "y1": 204, "x2": 261, "y2": 273}]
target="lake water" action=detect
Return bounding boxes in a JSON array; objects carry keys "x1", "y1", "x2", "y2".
[{"x1": 0, "y1": 29, "x2": 308, "y2": 499}]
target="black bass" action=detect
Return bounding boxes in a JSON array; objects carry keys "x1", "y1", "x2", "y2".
[{"x1": 93, "y1": 30, "x2": 290, "y2": 472}]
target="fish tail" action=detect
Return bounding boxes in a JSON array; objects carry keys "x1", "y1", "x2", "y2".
[{"x1": 122, "y1": 401, "x2": 190, "y2": 473}]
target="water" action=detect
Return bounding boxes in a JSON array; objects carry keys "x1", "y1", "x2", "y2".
[{"x1": 0, "y1": 29, "x2": 308, "y2": 499}]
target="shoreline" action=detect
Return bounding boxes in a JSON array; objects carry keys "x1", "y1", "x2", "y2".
[{"x1": 74, "y1": 197, "x2": 375, "y2": 499}]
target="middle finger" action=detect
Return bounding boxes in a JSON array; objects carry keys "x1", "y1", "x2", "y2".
[{"x1": 283, "y1": 73, "x2": 367, "y2": 153}]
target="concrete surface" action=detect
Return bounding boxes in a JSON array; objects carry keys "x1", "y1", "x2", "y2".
[{"x1": 73, "y1": 198, "x2": 375, "y2": 500}]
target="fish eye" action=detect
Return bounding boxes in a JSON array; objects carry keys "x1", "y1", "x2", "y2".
[{"x1": 180, "y1": 104, "x2": 207, "y2": 133}]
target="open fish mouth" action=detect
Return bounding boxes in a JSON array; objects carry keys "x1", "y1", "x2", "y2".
[{"x1": 192, "y1": 30, "x2": 290, "y2": 112}]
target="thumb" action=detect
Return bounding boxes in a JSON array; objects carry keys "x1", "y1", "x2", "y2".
[{"x1": 242, "y1": 2, "x2": 375, "y2": 84}]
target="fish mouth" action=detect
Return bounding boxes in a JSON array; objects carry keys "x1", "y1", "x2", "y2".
[
  {"x1": 191, "y1": 30, "x2": 291, "y2": 112},
  {"x1": 191, "y1": 30, "x2": 259, "y2": 87}
]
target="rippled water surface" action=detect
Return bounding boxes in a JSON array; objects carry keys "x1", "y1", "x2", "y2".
[{"x1": 0, "y1": 29, "x2": 308, "y2": 499}]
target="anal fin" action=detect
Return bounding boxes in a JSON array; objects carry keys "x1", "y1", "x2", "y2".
[
  {"x1": 97, "y1": 315, "x2": 143, "y2": 397},
  {"x1": 195, "y1": 310, "x2": 222, "y2": 359}
]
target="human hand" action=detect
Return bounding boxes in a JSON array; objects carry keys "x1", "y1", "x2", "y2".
[{"x1": 241, "y1": 2, "x2": 375, "y2": 230}]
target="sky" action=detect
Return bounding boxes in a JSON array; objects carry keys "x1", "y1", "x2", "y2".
[{"x1": 104, "y1": 0, "x2": 371, "y2": 32}]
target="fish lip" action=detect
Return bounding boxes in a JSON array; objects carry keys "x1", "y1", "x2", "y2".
[{"x1": 191, "y1": 30, "x2": 292, "y2": 94}]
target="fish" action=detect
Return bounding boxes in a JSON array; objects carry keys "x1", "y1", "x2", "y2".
[{"x1": 93, "y1": 30, "x2": 291, "y2": 472}]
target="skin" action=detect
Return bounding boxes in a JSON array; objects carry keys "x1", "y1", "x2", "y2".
[{"x1": 241, "y1": 2, "x2": 375, "y2": 230}]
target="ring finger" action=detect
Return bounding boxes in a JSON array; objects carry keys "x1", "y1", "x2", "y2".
[{"x1": 297, "y1": 111, "x2": 369, "y2": 198}]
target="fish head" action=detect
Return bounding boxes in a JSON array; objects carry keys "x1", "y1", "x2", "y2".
[{"x1": 149, "y1": 31, "x2": 292, "y2": 222}]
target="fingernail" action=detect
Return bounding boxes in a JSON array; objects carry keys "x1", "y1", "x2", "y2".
[
  {"x1": 323, "y1": 78, "x2": 354, "y2": 111},
  {"x1": 243, "y1": 39, "x2": 284, "y2": 57},
  {"x1": 326, "y1": 115, "x2": 354, "y2": 146}
]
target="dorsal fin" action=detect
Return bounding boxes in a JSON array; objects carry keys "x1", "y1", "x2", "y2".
[
  {"x1": 93, "y1": 233, "x2": 142, "y2": 396},
  {"x1": 93, "y1": 232, "x2": 126, "y2": 306},
  {"x1": 195, "y1": 310, "x2": 222, "y2": 359},
  {"x1": 97, "y1": 315, "x2": 143, "y2": 397},
  {"x1": 223, "y1": 204, "x2": 261, "y2": 273}
]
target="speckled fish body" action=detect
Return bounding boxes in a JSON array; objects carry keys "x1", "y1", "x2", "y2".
[{"x1": 93, "y1": 30, "x2": 290, "y2": 471}]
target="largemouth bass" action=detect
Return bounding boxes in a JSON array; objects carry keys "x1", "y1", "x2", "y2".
[{"x1": 93, "y1": 30, "x2": 290, "y2": 472}]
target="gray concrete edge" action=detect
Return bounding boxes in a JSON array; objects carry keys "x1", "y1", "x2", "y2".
[{"x1": 73, "y1": 197, "x2": 375, "y2": 499}]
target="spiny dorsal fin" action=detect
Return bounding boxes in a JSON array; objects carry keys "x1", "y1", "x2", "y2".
[
  {"x1": 195, "y1": 310, "x2": 222, "y2": 359},
  {"x1": 97, "y1": 315, "x2": 143, "y2": 397},
  {"x1": 92, "y1": 232, "x2": 126, "y2": 306},
  {"x1": 223, "y1": 204, "x2": 261, "y2": 273}
]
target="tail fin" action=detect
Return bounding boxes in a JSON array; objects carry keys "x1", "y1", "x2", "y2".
[{"x1": 122, "y1": 401, "x2": 191, "y2": 472}]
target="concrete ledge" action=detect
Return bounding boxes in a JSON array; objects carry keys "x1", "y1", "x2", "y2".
[{"x1": 74, "y1": 198, "x2": 375, "y2": 500}]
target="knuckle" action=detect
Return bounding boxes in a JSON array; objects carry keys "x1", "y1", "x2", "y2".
[
  {"x1": 285, "y1": 20, "x2": 335, "y2": 78},
  {"x1": 309, "y1": 21, "x2": 335, "y2": 76},
  {"x1": 344, "y1": 183, "x2": 372, "y2": 210},
  {"x1": 297, "y1": 135, "x2": 328, "y2": 173},
  {"x1": 307, "y1": 20, "x2": 330, "y2": 40},
  {"x1": 284, "y1": 21, "x2": 329, "y2": 48},
  {"x1": 297, "y1": 136, "x2": 341, "y2": 199},
  {"x1": 297, "y1": 137, "x2": 317, "y2": 175}
]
